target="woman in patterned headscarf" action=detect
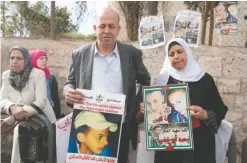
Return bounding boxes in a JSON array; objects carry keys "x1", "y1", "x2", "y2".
[
  {"x1": 0, "y1": 46, "x2": 56, "y2": 163},
  {"x1": 8, "y1": 46, "x2": 33, "y2": 92}
]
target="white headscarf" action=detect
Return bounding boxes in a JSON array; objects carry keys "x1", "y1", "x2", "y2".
[{"x1": 156, "y1": 38, "x2": 205, "y2": 85}]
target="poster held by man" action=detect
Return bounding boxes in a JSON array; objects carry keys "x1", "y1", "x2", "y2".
[{"x1": 66, "y1": 89, "x2": 126, "y2": 163}]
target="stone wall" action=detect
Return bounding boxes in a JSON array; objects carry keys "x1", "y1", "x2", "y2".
[{"x1": 1, "y1": 38, "x2": 247, "y2": 162}]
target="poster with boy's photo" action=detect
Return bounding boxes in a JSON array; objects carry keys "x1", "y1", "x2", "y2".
[
  {"x1": 214, "y1": 1, "x2": 239, "y2": 35},
  {"x1": 67, "y1": 110, "x2": 121, "y2": 157},
  {"x1": 66, "y1": 89, "x2": 126, "y2": 163},
  {"x1": 143, "y1": 84, "x2": 193, "y2": 151}
]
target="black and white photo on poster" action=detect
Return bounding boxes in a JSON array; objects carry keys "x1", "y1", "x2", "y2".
[
  {"x1": 139, "y1": 16, "x2": 166, "y2": 49},
  {"x1": 173, "y1": 10, "x2": 201, "y2": 47}
]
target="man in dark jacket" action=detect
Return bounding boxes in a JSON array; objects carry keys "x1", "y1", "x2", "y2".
[{"x1": 63, "y1": 7, "x2": 150, "y2": 163}]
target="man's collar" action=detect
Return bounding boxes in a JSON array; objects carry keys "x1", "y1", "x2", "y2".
[{"x1": 94, "y1": 42, "x2": 119, "y2": 57}]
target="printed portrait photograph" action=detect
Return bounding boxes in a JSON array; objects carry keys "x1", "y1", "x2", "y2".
[
  {"x1": 166, "y1": 88, "x2": 188, "y2": 123},
  {"x1": 147, "y1": 123, "x2": 190, "y2": 148},
  {"x1": 215, "y1": 2, "x2": 238, "y2": 24},
  {"x1": 145, "y1": 90, "x2": 170, "y2": 124},
  {"x1": 145, "y1": 87, "x2": 189, "y2": 125},
  {"x1": 67, "y1": 110, "x2": 122, "y2": 158}
]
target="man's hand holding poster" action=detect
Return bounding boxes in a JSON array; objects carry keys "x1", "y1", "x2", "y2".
[
  {"x1": 143, "y1": 84, "x2": 193, "y2": 151},
  {"x1": 66, "y1": 89, "x2": 126, "y2": 163}
]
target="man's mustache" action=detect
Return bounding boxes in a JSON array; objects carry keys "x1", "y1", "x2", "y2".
[{"x1": 102, "y1": 34, "x2": 112, "y2": 38}]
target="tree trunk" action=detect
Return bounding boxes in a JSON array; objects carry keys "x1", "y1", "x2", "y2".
[
  {"x1": 50, "y1": 1, "x2": 56, "y2": 40},
  {"x1": 20, "y1": 15, "x2": 24, "y2": 37},
  {"x1": 140, "y1": 1, "x2": 158, "y2": 16},
  {"x1": 201, "y1": 1, "x2": 209, "y2": 45},
  {"x1": 119, "y1": 1, "x2": 158, "y2": 41},
  {"x1": 119, "y1": 1, "x2": 140, "y2": 41},
  {"x1": 208, "y1": 1, "x2": 215, "y2": 46}
]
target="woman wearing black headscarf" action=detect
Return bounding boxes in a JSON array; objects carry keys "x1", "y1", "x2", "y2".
[{"x1": 0, "y1": 46, "x2": 56, "y2": 163}]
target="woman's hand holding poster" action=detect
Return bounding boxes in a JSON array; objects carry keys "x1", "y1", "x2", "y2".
[{"x1": 143, "y1": 84, "x2": 193, "y2": 151}]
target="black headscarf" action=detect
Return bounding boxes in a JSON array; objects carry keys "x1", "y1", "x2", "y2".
[{"x1": 8, "y1": 46, "x2": 33, "y2": 91}]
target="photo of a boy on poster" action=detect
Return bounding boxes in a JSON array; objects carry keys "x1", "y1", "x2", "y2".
[
  {"x1": 214, "y1": 1, "x2": 238, "y2": 35},
  {"x1": 67, "y1": 110, "x2": 122, "y2": 157},
  {"x1": 167, "y1": 89, "x2": 188, "y2": 123},
  {"x1": 149, "y1": 125, "x2": 163, "y2": 147},
  {"x1": 146, "y1": 90, "x2": 171, "y2": 124},
  {"x1": 215, "y1": 2, "x2": 237, "y2": 23}
]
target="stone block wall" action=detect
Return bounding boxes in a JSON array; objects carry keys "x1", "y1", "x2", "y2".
[{"x1": 1, "y1": 38, "x2": 247, "y2": 162}]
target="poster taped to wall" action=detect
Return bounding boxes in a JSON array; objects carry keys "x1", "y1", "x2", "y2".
[
  {"x1": 66, "y1": 89, "x2": 126, "y2": 163},
  {"x1": 139, "y1": 16, "x2": 166, "y2": 49},
  {"x1": 214, "y1": 1, "x2": 238, "y2": 35},
  {"x1": 143, "y1": 84, "x2": 193, "y2": 151},
  {"x1": 173, "y1": 10, "x2": 201, "y2": 47}
]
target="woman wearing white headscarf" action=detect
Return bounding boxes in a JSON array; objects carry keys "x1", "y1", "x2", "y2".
[{"x1": 140, "y1": 38, "x2": 228, "y2": 163}]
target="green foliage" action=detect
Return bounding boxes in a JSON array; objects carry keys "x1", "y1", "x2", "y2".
[
  {"x1": 59, "y1": 32, "x2": 96, "y2": 41},
  {"x1": 1, "y1": 1, "x2": 88, "y2": 37},
  {"x1": 86, "y1": 33, "x2": 97, "y2": 40},
  {"x1": 59, "y1": 32, "x2": 86, "y2": 39},
  {"x1": 1, "y1": 2, "x2": 29, "y2": 36},
  {"x1": 55, "y1": 7, "x2": 79, "y2": 34},
  {"x1": 31, "y1": 1, "x2": 49, "y2": 15}
]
